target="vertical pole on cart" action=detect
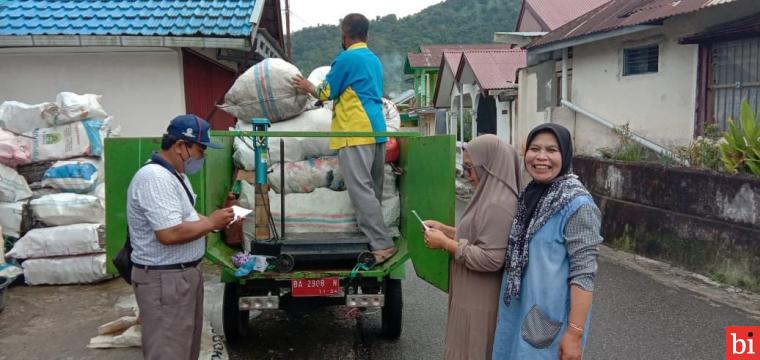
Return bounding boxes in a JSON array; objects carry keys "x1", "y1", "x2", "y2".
[
  {"x1": 280, "y1": 138, "x2": 285, "y2": 238},
  {"x1": 251, "y1": 118, "x2": 272, "y2": 243}
]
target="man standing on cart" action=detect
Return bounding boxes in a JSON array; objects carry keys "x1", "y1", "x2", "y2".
[{"x1": 292, "y1": 13, "x2": 395, "y2": 265}]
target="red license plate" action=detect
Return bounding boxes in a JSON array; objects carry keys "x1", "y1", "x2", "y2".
[{"x1": 291, "y1": 278, "x2": 341, "y2": 297}]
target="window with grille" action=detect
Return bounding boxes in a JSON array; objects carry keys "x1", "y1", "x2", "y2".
[
  {"x1": 710, "y1": 37, "x2": 760, "y2": 130},
  {"x1": 623, "y1": 45, "x2": 659, "y2": 76}
]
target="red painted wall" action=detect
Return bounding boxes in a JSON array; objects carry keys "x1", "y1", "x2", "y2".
[{"x1": 182, "y1": 50, "x2": 237, "y2": 130}]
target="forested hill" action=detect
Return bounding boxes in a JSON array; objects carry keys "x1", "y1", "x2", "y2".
[{"x1": 291, "y1": 0, "x2": 522, "y2": 95}]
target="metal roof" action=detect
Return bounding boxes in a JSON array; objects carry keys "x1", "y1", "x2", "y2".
[
  {"x1": 529, "y1": 0, "x2": 739, "y2": 49},
  {"x1": 433, "y1": 49, "x2": 526, "y2": 107},
  {"x1": 0, "y1": 0, "x2": 259, "y2": 38},
  {"x1": 432, "y1": 52, "x2": 464, "y2": 108},
  {"x1": 406, "y1": 44, "x2": 513, "y2": 70},
  {"x1": 522, "y1": 0, "x2": 610, "y2": 31},
  {"x1": 391, "y1": 89, "x2": 415, "y2": 105},
  {"x1": 442, "y1": 52, "x2": 463, "y2": 75},
  {"x1": 457, "y1": 50, "x2": 527, "y2": 90}
]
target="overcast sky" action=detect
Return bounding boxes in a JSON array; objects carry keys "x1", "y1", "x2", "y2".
[{"x1": 286, "y1": 0, "x2": 444, "y2": 32}]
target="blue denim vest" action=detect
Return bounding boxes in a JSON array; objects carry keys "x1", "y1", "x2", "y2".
[{"x1": 492, "y1": 195, "x2": 594, "y2": 359}]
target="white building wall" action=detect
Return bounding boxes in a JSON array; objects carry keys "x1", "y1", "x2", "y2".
[
  {"x1": 495, "y1": 97, "x2": 509, "y2": 145},
  {"x1": 0, "y1": 47, "x2": 185, "y2": 137},
  {"x1": 571, "y1": 28, "x2": 698, "y2": 150},
  {"x1": 515, "y1": 1, "x2": 757, "y2": 157},
  {"x1": 515, "y1": 64, "x2": 552, "y2": 154}
]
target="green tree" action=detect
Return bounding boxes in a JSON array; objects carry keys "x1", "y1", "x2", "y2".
[{"x1": 291, "y1": 0, "x2": 522, "y2": 95}]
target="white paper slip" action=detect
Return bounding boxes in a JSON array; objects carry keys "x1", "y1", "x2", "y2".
[{"x1": 231, "y1": 205, "x2": 253, "y2": 222}]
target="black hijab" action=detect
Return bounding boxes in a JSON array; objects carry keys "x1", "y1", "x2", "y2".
[{"x1": 522, "y1": 123, "x2": 573, "y2": 225}]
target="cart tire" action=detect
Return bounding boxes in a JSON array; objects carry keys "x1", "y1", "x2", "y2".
[
  {"x1": 223, "y1": 282, "x2": 249, "y2": 344},
  {"x1": 276, "y1": 253, "x2": 295, "y2": 273},
  {"x1": 381, "y1": 278, "x2": 403, "y2": 339}
]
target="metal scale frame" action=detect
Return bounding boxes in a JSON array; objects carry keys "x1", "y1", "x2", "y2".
[{"x1": 243, "y1": 118, "x2": 374, "y2": 272}]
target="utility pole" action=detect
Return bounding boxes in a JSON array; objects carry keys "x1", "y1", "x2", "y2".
[{"x1": 285, "y1": 0, "x2": 292, "y2": 60}]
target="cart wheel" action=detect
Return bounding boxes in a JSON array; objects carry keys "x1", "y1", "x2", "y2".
[
  {"x1": 381, "y1": 278, "x2": 403, "y2": 339},
  {"x1": 222, "y1": 282, "x2": 249, "y2": 345},
  {"x1": 276, "y1": 253, "x2": 295, "y2": 273},
  {"x1": 358, "y1": 251, "x2": 375, "y2": 267}
]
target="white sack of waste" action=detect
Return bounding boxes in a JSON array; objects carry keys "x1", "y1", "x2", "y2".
[
  {"x1": 220, "y1": 58, "x2": 309, "y2": 123},
  {"x1": 0, "y1": 162, "x2": 33, "y2": 202},
  {"x1": 232, "y1": 108, "x2": 335, "y2": 169},
  {"x1": 30, "y1": 193, "x2": 105, "y2": 226},
  {"x1": 7, "y1": 223, "x2": 103, "y2": 259},
  {"x1": 19, "y1": 118, "x2": 110, "y2": 162},
  {"x1": 22, "y1": 253, "x2": 108, "y2": 285},
  {"x1": 0, "y1": 100, "x2": 58, "y2": 134},
  {"x1": 55, "y1": 92, "x2": 109, "y2": 124}
]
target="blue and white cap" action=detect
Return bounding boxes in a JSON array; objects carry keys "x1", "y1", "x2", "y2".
[{"x1": 166, "y1": 114, "x2": 222, "y2": 149}]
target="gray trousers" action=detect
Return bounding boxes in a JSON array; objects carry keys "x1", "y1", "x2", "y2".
[
  {"x1": 132, "y1": 266, "x2": 204, "y2": 360},
  {"x1": 338, "y1": 142, "x2": 393, "y2": 251}
]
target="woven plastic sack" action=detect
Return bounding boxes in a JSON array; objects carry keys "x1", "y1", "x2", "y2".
[
  {"x1": 30, "y1": 193, "x2": 105, "y2": 226},
  {"x1": 55, "y1": 92, "x2": 108, "y2": 124},
  {"x1": 0, "y1": 128, "x2": 31, "y2": 167},
  {"x1": 22, "y1": 253, "x2": 108, "y2": 285},
  {"x1": 220, "y1": 58, "x2": 309, "y2": 122},
  {"x1": 0, "y1": 201, "x2": 24, "y2": 238},
  {"x1": 7, "y1": 223, "x2": 104, "y2": 259},
  {"x1": 232, "y1": 108, "x2": 336, "y2": 169},
  {"x1": 0, "y1": 101, "x2": 58, "y2": 134},
  {"x1": 0, "y1": 162, "x2": 32, "y2": 202},
  {"x1": 20, "y1": 118, "x2": 108, "y2": 162},
  {"x1": 41, "y1": 158, "x2": 99, "y2": 193},
  {"x1": 268, "y1": 156, "x2": 340, "y2": 194}
]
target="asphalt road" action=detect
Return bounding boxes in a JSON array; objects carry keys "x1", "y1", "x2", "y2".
[{"x1": 223, "y1": 199, "x2": 759, "y2": 359}]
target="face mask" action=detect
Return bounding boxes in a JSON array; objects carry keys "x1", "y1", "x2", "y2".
[{"x1": 182, "y1": 144, "x2": 205, "y2": 175}]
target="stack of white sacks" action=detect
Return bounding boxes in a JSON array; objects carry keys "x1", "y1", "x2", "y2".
[
  {"x1": 0, "y1": 92, "x2": 115, "y2": 285},
  {"x1": 221, "y1": 59, "x2": 402, "y2": 244}
]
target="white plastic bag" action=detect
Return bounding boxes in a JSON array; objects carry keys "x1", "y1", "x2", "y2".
[
  {"x1": 307, "y1": 66, "x2": 331, "y2": 88},
  {"x1": 220, "y1": 58, "x2": 309, "y2": 122},
  {"x1": 307, "y1": 66, "x2": 333, "y2": 110},
  {"x1": 22, "y1": 253, "x2": 108, "y2": 285},
  {"x1": 30, "y1": 193, "x2": 105, "y2": 226},
  {"x1": 268, "y1": 156, "x2": 340, "y2": 194},
  {"x1": 0, "y1": 201, "x2": 24, "y2": 238},
  {"x1": 41, "y1": 158, "x2": 99, "y2": 193},
  {"x1": 0, "y1": 101, "x2": 58, "y2": 134},
  {"x1": 55, "y1": 92, "x2": 108, "y2": 124},
  {"x1": 7, "y1": 223, "x2": 103, "y2": 259},
  {"x1": 383, "y1": 98, "x2": 401, "y2": 132},
  {"x1": 0, "y1": 128, "x2": 31, "y2": 167},
  {"x1": 20, "y1": 118, "x2": 108, "y2": 162},
  {"x1": 0, "y1": 162, "x2": 33, "y2": 202}
]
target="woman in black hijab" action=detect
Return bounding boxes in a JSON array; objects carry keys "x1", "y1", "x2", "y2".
[{"x1": 492, "y1": 123, "x2": 604, "y2": 360}]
